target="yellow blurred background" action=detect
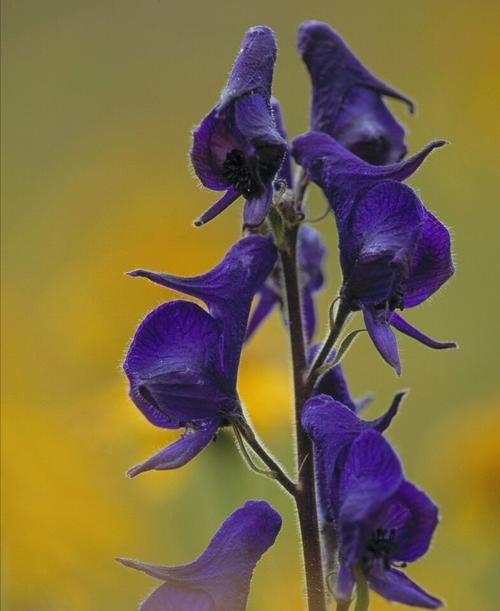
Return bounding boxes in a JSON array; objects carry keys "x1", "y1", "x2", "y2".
[{"x1": 2, "y1": 1, "x2": 499, "y2": 609}]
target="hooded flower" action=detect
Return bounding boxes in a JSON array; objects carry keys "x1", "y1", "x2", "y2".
[
  {"x1": 117, "y1": 500, "x2": 282, "y2": 611},
  {"x1": 340, "y1": 181, "x2": 455, "y2": 373},
  {"x1": 292, "y1": 133, "x2": 455, "y2": 373},
  {"x1": 302, "y1": 392, "x2": 404, "y2": 523},
  {"x1": 123, "y1": 235, "x2": 276, "y2": 476},
  {"x1": 297, "y1": 20, "x2": 414, "y2": 165},
  {"x1": 246, "y1": 225, "x2": 326, "y2": 344},
  {"x1": 191, "y1": 26, "x2": 287, "y2": 228},
  {"x1": 333, "y1": 430, "x2": 442, "y2": 608}
]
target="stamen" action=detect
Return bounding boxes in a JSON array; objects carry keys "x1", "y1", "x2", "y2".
[{"x1": 222, "y1": 149, "x2": 259, "y2": 197}]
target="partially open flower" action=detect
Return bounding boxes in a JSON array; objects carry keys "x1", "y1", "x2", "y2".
[
  {"x1": 117, "y1": 500, "x2": 282, "y2": 611},
  {"x1": 334, "y1": 431, "x2": 442, "y2": 608},
  {"x1": 191, "y1": 27, "x2": 286, "y2": 228},
  {"x1": 123, "y1": 235, "x2": 276, "y2": 475},
  {"x1": 297, "y1": 20, "x2": 413, "y2": 165}
]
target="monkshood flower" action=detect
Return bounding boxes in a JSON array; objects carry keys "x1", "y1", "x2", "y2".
[
  {"x1": 123, "y1": 235, "x2": 276, "y2": 476},
  {"x1": 292, "y1": 130, "x2": 445, "y2": 229},
  {"x1": 333, "y1": 430, "x2": 441, "y2": 608},
  {"x1": 246, "y1": 225, "x2": 326, "y2": 343},
  {"x1": 117, "y1": 500, "x2": 282, "y2": 611},
  {"x1": 293, "y1": 135, "x2": 455, "y2": 373},
  {"x1": 191, "y1": 26, "x2": 287, "y2": 228},
  {"x1": 302, "y1": 392, "x2": 405, "y2": 523},
  {"x1": 339, "y1": 181, "x2": 455, "y2": 373},
  {"x1": 297, "y1": 20, "x2": 414, "y2": 165}
]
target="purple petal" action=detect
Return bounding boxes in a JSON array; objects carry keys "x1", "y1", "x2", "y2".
[
  {"x1": 129, "y1": 235, "x2": 277, "y2": 387},
  {"x1": 338, "y1": 431, "x2": 403, "y2": 563},
  {"x1": 118, "y1": 500, "x2": 281, "y2": 611},
  {"x1": 194, "y1": 188, "x2": 240, "y2": 227},
  {"x1": 368, "y1": 567, "x2": 442, "y2": 608},
  {"x1": 379, "y1": 481, "x2": 439, "y2": 563},
  {"x1": 368, "y1": 391, "x2": 406, "y2": 433},
  {"x1": 219, "y1": 26, "x2": 277, "y2": 109},
  {"x1": 404, "y1": 210, "x2": 455, "y2": 307},
  {"x1": 291, "y1": 131, "x2": 445, "y2": 227},
  {"x1": 139, "y1": 583, "x2": 213, "y2": 611},
  {"x1": 335, "y1": 561, "x2": 355, "y2": 602},
  {"x1": 190, "y1": 107, "x2": 242, "y2": 190},
  {"x1": 390, "y1": 312, "x2": 457, "y2": 350},
  {"x1": 311, "y1": 349, "x2": 357, "y2": 412},
  {"x1": 124, "y1": 301, "x2": 227, "y2": 427},
  {"x1": 333, "y1": 86, "x2": 407, "y2": 164},
  {"x1": 245, "y1": 285, "x2": 279, "y2": 342},
  {"x1": 302, "y1": 395, "x2": 365, "y2": 520},
  {"x1": 363, "y1": 307, "x2": 401, "y2": 375},
  {"x1": 340, "y1": 182, "x2": 424, "y2": 307},
  {"x1": 242, "y1": 183, "x2": 274, "y2": 228},
  {"x1": 234, "y1": 94, "x2": 286, "y2": 154},
  {"x1": 297, "y1": 21, "x2": 413, "y2": 127},
  {"x1": 127, "y1": 418, "x2": 220, "y2": 477}
]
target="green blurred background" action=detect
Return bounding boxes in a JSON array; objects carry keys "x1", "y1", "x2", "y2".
[{"x1": 2, "y1": 1, "x2": 499, "y2": 609}]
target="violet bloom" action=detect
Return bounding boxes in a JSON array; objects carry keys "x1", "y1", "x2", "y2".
[
  {"x1": 334, "y1": 430, "x2": 441, "y2": 608},
  {"x1": 246, "y1": 225, "x2": 326, "y2": 343},
  {"x1": 297, "y1": 20, "x2": 414, "y2": 165},
  {"x1": 340, "y1": 181, "x2": 455, "y2": 373},
  {"x1": 293, "y1": 134, "x2": 455, "y2": 373},
  {"x1": 117, "y1": 500, "x2": 281, "y2": 611},
  {"x1": 123, "y1": 235, "x2": 276, "y2": 476},
  {"x1": 191, "y1": 26, "x2": 286, "y2": 228},
  {"x1": 302, "y1": 392, "x2": 404, "y2": 524}
]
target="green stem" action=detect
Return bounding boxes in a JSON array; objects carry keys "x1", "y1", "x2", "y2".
[
  {"x1": 279, "y1": 223, "x2": 327, "y2": 611},
  {"x1": 353, "y1": 565, "x2": 370, "y2": 611},
  {"x1": 307, "y1": 300, "x2": 351, "y2": 388},
  {"x1": 235, "y1": 420, "x2": 297, "y2": 497}
]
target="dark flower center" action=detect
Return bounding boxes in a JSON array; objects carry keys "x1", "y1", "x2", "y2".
[
  {"x1": 222, "y1": 149, "x2": 259, "y2": 198},
  {"x1": 350, "y1": 136, "x2": 390, "y2": 165},
  {"x1": 363, "y1": 527, "x2": 400, "y2": 571}
]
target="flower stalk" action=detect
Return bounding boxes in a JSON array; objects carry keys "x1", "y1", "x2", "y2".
[{"x1": 278, "y1": 216, "x2": 327, "y2": 611}]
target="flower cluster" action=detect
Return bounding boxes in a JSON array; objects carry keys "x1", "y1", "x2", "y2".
[{"x1": 120, "y1": 21, "x2": 455, "y2": 611}]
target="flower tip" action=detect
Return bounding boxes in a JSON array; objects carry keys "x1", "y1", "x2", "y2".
[
  {"x1": 126, "y1": 269, "x2": 143, "y2": 277},
  {"x1": 193, "y1": 218, "x2": 205, "y2": 228},
  {"x1": 126, "y1": 465, "x2": 142, "y2": 478}
]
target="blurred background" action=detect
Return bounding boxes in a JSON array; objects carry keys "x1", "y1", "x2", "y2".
[{"x1": 2, "y1": 1, "x2": 499, "y2": 609}]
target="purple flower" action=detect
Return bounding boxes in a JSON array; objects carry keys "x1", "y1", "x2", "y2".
[
  {"x1": 292, "y1": 133, "x2": 455, "y2": 373},
  {"x1": 123, "y1": 235, "x2": 276, "y2": 476},
  {"x1": 246, "y1": 225, "x2": 326, "y2": 343},
  {"x1": 297, "y1": 20, "x2": 414, "y2": 165},
  {"x1": 191, "y1": 27, "x2": 287, "y2": 228},
  {"x1": 334, "y1": 430, "x2": 442, "y2": 608},
  {"x1": 340, "y1": 181, "x2": 455, "y2": 373},
  {"x1": 302, "y1": 392, "x2": 404, "y2": 523},
  {"x1": 117, "y1": 500, "x2": 282, "y2": 611}
]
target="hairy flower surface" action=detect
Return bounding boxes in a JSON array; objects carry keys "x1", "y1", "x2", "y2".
[
  {"x1": 293, "y1": 133, "x2": 455, "y2": 373},
  {"x1": 191, "y1": 26, "x2": 286, "y2": 228},
  {"x1": 297, "y1": 20, "x2": 414, "y2": 165},
  {"x1": 246, "y1": 225, "x2": 326, "y2": 344},
  {"x1": 123, "y1": 236, "x2": 276, "y2": 475},
  {"x1": 333, "y1": 430, "x2": 442, "y2": 608},
  {"x1": 117, "y1": 500, "x2": 282, "y2": 611}
]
